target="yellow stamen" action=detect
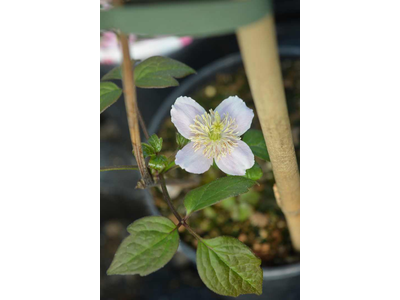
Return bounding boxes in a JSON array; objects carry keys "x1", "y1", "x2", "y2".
[{"x1": 189, "y1": 109, "x2": 240, "y2": 160}]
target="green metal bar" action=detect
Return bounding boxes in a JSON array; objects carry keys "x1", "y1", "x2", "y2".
[{"x1": 100, "y1": 0, "x2": 272, "y2": 36}]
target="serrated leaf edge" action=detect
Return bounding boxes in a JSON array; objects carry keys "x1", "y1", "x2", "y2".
[
  {"x1": 197, "y1": 237, "x2": 262, "y2": 297},
  {"x1": 107, "y1": 222, "x2": 179, "y2": 276}
]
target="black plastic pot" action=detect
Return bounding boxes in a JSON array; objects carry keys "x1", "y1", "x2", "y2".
[{"x1": 146, "y1": 49, "x2": 300, "y2": 300}]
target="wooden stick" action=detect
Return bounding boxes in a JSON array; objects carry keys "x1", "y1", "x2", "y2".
[
  {"x1": 119, "y1": 33, "x2": 153, "y2": 187},
  {"x1": 237, "y1": 15, "x2": 300, "y2": 251}
]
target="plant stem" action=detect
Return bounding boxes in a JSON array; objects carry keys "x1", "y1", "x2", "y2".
[
  {"x1": 237, "y1": 15, "x2": 300, "y2": 251},
  {"x1": 158, "y1": 172, "x2": 182, "y2": 223},
  {"x1": 137, "y1": 109, "x2": 150, "y2": 140},
  {"x1": 164, "y1": 164, "x2": 179, "y2": 173},
  {"x1": 160, "y1": 177, "x2": 200, "y2": 188},
  {"x1": 100, "y1": 165, "x2": 138, "y2": 172},
  {"x1": 183, "y1": 223, "x2": 203, "y2": 242},
  {"x1": 119, "y1": 33, "x2": 153, "y2": 187}
]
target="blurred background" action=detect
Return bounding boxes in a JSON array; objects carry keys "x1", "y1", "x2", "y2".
[{"x1": 100, "y1": 0, "x2": 299, "y2": 299}]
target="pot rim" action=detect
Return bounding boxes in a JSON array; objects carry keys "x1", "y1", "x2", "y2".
[{"x1": 147, "y1": 48, "x2": 300, "y2": 280}]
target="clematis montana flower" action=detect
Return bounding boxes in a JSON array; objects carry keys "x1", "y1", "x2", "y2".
[{"x1": 171, "y1": 96, "x2": 255, "y2": 176}]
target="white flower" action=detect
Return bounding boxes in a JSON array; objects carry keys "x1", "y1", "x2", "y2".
[{"x1": 171, "y1": 96, "x2": 255, "y2": 176}]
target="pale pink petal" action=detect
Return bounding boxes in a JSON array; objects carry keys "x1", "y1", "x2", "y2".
[
  {"x1": 171, "y1": 96, "x2": 206, "y2": 139},
  {"x1": 215, "y1": 96, "x2": 254, "y2": 136},
  {"x1": 216, "y1": 141, "x2": 254, "y2": 176},
  {"x1": 175, "y1": 142, "x2": 213, "y2": 174}
]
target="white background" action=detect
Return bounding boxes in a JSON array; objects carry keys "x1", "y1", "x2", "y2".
[{"x1": 1, "y1": 1, "x2": 400, "y2": 299}]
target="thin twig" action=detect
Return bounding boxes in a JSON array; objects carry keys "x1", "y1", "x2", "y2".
[
  {"x1": 183, "y1": 223, "x2": 203, "y2": 242},
  {"x1": 162, "y1": 177, "x2": 200, "y2": 188},
  {"x1": 158, "y1": 172, "x2": 182, "y2": 223},
  {"x1": 164, "y1": 164, "x2": 179, "y2": 174},
  {"x1": 119, "y1": 33, "x2": 153, "y2": 187},
  {"x1": 100, "y1": 165, "x2": 138, "y2": 172},
  {"x1": 137, "y1": 108, "x2": 150, "y2": 140}
]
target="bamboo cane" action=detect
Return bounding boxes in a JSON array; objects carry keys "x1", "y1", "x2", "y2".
[
  {"x1": 237, "y1": 15, "x2": 300, "y2": 250},
  {"x1": 119, "y1": 33, "x2": 153, "y2": 188}
]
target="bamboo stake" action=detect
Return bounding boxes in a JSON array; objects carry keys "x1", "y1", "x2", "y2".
[
  {"x1": 237, "y1": 15, "x2": 300, "y2": 250},
  {"x1": 119, "y1": 33, "x2": 153, "y2": 188}
]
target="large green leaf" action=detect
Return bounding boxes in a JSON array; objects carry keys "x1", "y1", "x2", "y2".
[
  {"x1": 135, "y1": 56, "x2": 195, "y2": 88},
  {"x1": 184, "y1": 177, "x2": 256, "y2": 215},
  {"x1": 101, "y1": 64, "x2": 125, "y2": 81},
  {"x1": 101, "y1": 56, "x2": 195, "y2": 89},
  {"x1": 107, "y1": 216, "x2": 179, "y2": 276},
  {"x1": 242, "y1": 129, "x2": 270, "y2": 161},
  {"x1": 197, "y1": 236, "x2": 263, "y2": 297},
  {"x1": 100, "y1": 82, "x2": 122, "y2": 113},
  {"x1": 101, "y1": 59, "x2": 142, "y2": 81}
]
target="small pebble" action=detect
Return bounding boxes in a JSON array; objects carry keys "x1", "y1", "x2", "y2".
[
  {"x1": 277, "y1": 220, "x2": 286, "y2": 229},
  {"x1": 259, "y1": 229, "x2": 269, "y2": 239},
  {"x1": 205, "y1": 85, "x2": 217, "y2": 97},
  {"x1": 253, "y1": 243, "x2": 262, "y2": 251},
  {"x1": 250, "y1": 212, "x2": 268, "y2": 227},
  {"x1": 104, "y1": 221, "x2": 124, "y2": 238},
  {"x1": 261, "y1": 243, "x2": 271, "y2": 253},
  {"x1": 238, "y1": 233, "x2": 247, "y2": 243}
]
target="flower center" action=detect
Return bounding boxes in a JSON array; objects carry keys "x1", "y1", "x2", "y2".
[{"x1": 189, "y1": 110, "x2": 240, "y2": 160}]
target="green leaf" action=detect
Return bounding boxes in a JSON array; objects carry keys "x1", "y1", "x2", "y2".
[
  {"x1": 107, "y1": 216, "x2": 179, "y2": 276},
  {"x1": 100, "y1": 82, "x2": 122, "y2": 113},
  {"x1": 101, "y1": 59, "x2": 142, "y2": 81},
  {"x1": 164, "y1": 160, "x2": 175, "y2": 172},
  {"x1": 101, "y1": 57, "x2": 195, "y2": 88},
  {"x1": 101, "y1": 65, "x2": 124, "y2": 81},
  {"x1": 149, "y1": 155, "x2": 169, "y2": 172},
  {"x1": 197, "y1": 236, "x2": 263, "y2": 297},
  {"x1": 176, "y1": 132, "x2": 190, "y2": 149},
  {"x1": 135, "y1": 56, "x2": 195, "y2": 88},
  {"x1": 244, "y1": 162, "x2": 263, "y2": 180},
  {"x1": 184, "y1": 177, "x2": 256, "y2": 215},
  {"x1": 147, "y1": 134, "x2": 163, "y2": 153},
  {"x1": 101, "y1": 56, "x2": 196, "y2": 88},
  {"x1": 142, "y1": 143, "x2": 155, "y2": 158},
  {"x1": 242, "y1": 129, "x2": 270, "y2": 161}
]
